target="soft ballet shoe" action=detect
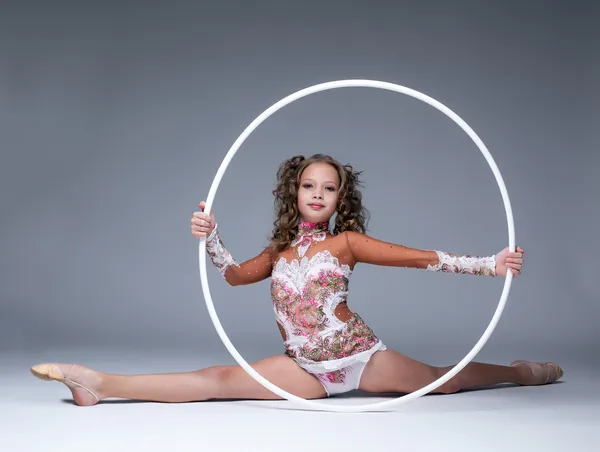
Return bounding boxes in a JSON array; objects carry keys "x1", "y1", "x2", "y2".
[
  {"x1": 31, "y1": 363, "x2": 100, "y2": 403},
  {"x1": 510, "y1": 360, "x2": 564, "y2": 385}
]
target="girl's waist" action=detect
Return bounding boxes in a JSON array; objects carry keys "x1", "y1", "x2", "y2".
[
  {"x1": 290, "y1": 340, "x2": 386, "y2": 372},
  {"x1": 284, "y1": 327, "x2": 381, "y2": 365}
]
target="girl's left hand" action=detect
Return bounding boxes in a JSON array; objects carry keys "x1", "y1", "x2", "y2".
[{"x1": 495, "y1": 246, "x2": 524, "y2": 277}]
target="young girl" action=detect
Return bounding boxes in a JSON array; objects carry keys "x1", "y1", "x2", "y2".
[{"x1": 31, "y1": 154, "x2": 563, "y2": 406}]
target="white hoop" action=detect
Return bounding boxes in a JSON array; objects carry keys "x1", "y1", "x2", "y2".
[{"x1": 199, "y1": 79, "x2": 515, "y2": 412}]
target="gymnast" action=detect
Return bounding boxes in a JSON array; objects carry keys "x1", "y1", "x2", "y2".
[{"x1": 30, "y1": 154, "x2": 562, "y2": 405}]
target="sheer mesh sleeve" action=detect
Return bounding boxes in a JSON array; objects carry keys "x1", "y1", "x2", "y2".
[
  {"x1": 344, "y1": 231, "x2": 496, "y2": 276},
  {"x1": 205, "y1": 224, "x2": 274, "y2": 285}
]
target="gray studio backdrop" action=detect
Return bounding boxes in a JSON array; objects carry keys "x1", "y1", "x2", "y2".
[{"x1": 1, "y1": 1, "x2": 598, "y2": 368}]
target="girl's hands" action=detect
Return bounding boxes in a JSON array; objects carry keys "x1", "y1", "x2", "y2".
[
  {"x1": 495, "y1": 245, "x2": 524, "y2": 277},
  {"x1": 191, "y1": 201, "x2": 216, "y2": 239}
]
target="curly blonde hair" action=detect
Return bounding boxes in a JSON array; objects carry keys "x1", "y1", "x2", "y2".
[{"x1": 269, "y1": 154, "x2": 369, "y2": 253}]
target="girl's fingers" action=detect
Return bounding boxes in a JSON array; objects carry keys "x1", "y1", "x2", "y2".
[
  {"x1": 193, "y1": 212, "x2": 210, "y2": 220},
  {"x1": 191, "y1": 218, "x2": 212, "y2": 227},
  {"x1": 193, "y1": 211, "x2": 215, "y2": 220},
  {"x1": 191, "y1": 204, "x2": 215, "y2": 237}
]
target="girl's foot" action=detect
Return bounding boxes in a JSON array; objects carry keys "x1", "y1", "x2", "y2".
[
  {"x1": 30, "y1": 363, "x2": 104, "y2": 406},
  {"x1": 510, "y1": 360, "x2": 564, "y2": 386}
]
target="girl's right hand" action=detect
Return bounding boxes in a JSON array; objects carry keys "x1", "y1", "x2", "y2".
[{"x1": 191, "y1": 201, "x2": 216, "y2": 238}]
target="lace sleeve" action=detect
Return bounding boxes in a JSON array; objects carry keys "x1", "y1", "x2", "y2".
[
  {"x1": 205, "y1": 224, "x2": 239, "y2": 278},
  {"x1": 426, "y1": 251, "x2": 496, "y2": 276}
]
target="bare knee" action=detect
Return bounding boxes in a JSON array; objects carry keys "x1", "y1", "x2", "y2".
[
  {"x1": 195, "y1": 365, "x2": 229, "y2": 380},
  {"x1": 191, "y1": 365, "x2": 231, "y2": 398}
]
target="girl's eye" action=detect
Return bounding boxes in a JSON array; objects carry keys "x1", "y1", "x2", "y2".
[{"x1": 301, "y1": 183, "x2": 335, "y2": 191}]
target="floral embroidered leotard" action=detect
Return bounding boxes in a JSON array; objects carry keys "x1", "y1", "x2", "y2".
[{"x1": 205, "y1": 221, "x2": 496, "y2": 395}]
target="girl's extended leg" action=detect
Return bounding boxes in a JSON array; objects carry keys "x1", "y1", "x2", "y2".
[
  {"x1": 359, "y1": 348, "x2": 562, "y2": 395},
  {"x1": 31, "y1": 356, "x2": 327, "y2": 406}
]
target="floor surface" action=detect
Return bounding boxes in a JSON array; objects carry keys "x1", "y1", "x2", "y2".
[{"x1": 1, "y1": 348, "x2": 597, "y2": 452}]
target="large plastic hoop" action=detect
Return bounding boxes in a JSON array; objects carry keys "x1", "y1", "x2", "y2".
[{"x1": 199, "y1": 79, "x2": 515, "y2": 412}]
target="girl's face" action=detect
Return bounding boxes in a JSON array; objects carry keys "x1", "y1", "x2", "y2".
[{"x1": 297, "y1": 162, "x2": 340, "y2": 223}]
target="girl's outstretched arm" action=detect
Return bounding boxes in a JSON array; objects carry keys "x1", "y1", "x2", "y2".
[
  {"x1": 205, "y1": 224, "x2": 274, "y2": 286},
  {"x1": 344, "y1": 231, "x2": 496, "y2": 276}
]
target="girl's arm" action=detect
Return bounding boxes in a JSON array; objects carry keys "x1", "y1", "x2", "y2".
[
  {"x1": 205, "y1": 224, "x2": 274, "y2": 286},
  {"x1": 344, "y1": 231, "x2": 496, "y2": 276}
]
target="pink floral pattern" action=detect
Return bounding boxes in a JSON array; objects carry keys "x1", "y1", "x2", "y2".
[
  {"x1": 271, "y1": 250, "x2": 380, "y2": 363},
  {"x1": 290, "y1": 221, "x2": 329, "y2": 257},
  {"x1": 315, "y1": 368, "x2": 348, "y2": 386}
]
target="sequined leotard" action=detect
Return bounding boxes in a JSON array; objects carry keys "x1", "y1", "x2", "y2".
[{"x1": 205, "y1": 221, "x2": 496, "y2": 396}]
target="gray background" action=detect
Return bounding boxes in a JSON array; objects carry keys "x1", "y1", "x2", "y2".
[{"x1": 1, "y1": 0, "x2": 598, "y2": 372}]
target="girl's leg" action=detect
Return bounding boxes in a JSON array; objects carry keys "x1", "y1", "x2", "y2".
[
  {"x1": 31, "y1": 356, "x2": 327, "y2": 406},
  {"x1": 359, "y1": 348, "x2": 560, "y2": 395}
]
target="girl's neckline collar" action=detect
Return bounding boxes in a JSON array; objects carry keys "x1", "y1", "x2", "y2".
[{"x1": 297, "y1": 221, "x2": 329, "y2": 236}]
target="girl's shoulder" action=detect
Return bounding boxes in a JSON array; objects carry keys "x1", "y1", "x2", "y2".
[
  {"x1": 324, "y1": 230, "x2": 356, "y2": 254},
  {"x1": 334, "y1": 229, "x2": 364, "y2": 242}
]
